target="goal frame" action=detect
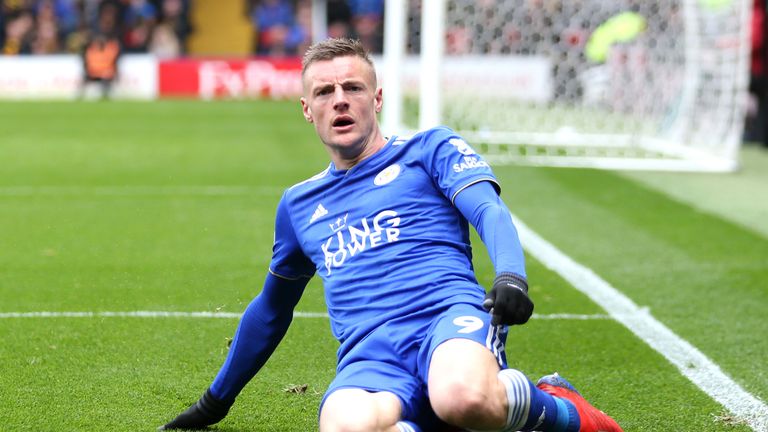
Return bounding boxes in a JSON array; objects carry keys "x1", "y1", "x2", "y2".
[{"x1": 380, "y1": 0, "x2": 752, "y2": 172}]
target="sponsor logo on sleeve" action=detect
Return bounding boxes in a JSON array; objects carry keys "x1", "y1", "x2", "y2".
[
  {"x1": 448, "y1": 138, "x2": 476, "y2": 155},
  {"x1": 453, "y1": 156, "x2": 490, "y2": 173},
  {"x1": 448, "y1": 138, "x2": 489, "y2": 172}
]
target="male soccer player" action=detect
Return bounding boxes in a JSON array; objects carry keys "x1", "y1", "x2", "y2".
[{"x1": 159, "y1": 38, "x2": 622, "y2": 432}]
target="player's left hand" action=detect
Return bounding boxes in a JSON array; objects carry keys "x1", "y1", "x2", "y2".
[{"x1": 482, "y1": 273, "x2": 533, "y2": 326}]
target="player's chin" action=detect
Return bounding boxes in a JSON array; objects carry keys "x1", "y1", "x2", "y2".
[{"x1": 329, "y1": 132, "x2": 360, "y2": 148}]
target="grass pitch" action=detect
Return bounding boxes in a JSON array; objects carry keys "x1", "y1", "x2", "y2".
[{"x1": 1, "y1": 100, "x2": 765, "y2": 431}]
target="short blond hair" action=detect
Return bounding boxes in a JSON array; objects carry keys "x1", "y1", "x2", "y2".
[{"x1": 301, "y1": 38, "x2": 376, "y2": 84}]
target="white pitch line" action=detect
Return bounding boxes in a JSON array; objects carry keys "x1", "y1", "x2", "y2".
[
  {"x1": 0, "y1": 311, "x2": 329, "y2": 319},
  {"x1": 511, "y1": 213, "x2": 768, "y2": 432},
  {"x1": 0, "y1": 185, "x2": 283, "y2": 196},
  {"x1": 0, "y1": 311, "x2": 609, "y2": 320},
  {"x1": 531, "y1": 312, "x2": 609, "y2": 320}
]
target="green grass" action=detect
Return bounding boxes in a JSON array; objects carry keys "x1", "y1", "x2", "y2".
[
  {"x1": 1, "y1": 100, "x2": 765, "y2": 431},
  {"x1": 620, "y1": 145, "x2": 768, "y2": 239}
]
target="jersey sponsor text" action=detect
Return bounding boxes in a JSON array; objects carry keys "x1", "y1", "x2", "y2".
[{"x1": 321, "y1": 210, "x2": 401, "y2": 275}]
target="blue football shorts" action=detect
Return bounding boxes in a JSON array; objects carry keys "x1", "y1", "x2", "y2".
[{"x1": 320, "y1": 301, "x2": 509, "y2": 427}]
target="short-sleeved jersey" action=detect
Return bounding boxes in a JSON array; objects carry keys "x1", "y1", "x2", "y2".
[{"x1": 269, "y1": 126, "x2": 501, "y2": 358}]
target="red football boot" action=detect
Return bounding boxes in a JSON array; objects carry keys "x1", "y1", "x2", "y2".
[{"x1": 536, "y1": 373, "x2": 623, "y2": 432}]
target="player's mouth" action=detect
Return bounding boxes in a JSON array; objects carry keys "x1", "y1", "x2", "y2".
[{"x1": 332, "y1": 116, "x2": 355, "y2": 132}]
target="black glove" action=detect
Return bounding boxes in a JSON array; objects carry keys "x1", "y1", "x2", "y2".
[
  {"x1": 482, "y1": 273, "x2": 534, "y2": 326},
  {"x1": 158, "y1": 389, "x2": 232, "y2": 431}
]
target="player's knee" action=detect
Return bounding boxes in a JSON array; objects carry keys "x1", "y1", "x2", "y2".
[
  {"x1": 321, "y1": 415, "x2": 381, "y2": 432},
  {"x1": 319, "y1": 390, "x2": 400, "y2": 432},
  {"x1": 429, "y1": 378, "x2": 492, "y2": 425}
]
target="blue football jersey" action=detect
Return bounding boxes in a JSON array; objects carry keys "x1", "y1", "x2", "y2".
[{"x1": 269, "y1": 126, "x2": 501, "y2": 356}]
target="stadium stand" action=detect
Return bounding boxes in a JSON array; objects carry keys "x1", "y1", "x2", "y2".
[
  {"x1": 0, "y1": 0, "x2": 385, "y2": 57},
  {"x1": 0, "y1": 0, "x2": 192, "y2": 56}
]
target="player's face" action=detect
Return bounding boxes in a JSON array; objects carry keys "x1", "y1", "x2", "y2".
[{"x1": 301, "y1": 56, "x2": 383, "y2": 166}]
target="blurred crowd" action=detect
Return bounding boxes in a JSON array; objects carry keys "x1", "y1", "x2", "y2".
[
  {"x1": 0, "y1": 0, "x2": 386, "y2": 56},
  {"x1": 249, "y1": 0, "x2": 383, "y2": 56},
  {"x1": 1, "y1": 0, "x2": 192, "y2": 56}
]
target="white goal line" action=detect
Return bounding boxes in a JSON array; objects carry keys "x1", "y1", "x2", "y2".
[{"x1": 0, "y1": 311, "x2": 610, "y2": 320}]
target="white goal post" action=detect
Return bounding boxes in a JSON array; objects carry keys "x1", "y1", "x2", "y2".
[{"x1": 380, "y1": 0, "x2": 752, "y2": 172}]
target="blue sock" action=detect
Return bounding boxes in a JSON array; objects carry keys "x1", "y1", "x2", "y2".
[
  {"x1": 497, "y1": 369, "x2": 579, "y2": 432},
  {"x1": 396, "y1": 421, "x2": 423, "y2": 432}
]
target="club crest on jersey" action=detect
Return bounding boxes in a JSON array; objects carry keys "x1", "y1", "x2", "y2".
[
  {"x1": 329, "y1": 213, "x2": 348, "y2": 233},
  {"x1": 374, "y1": 164, "x2": 401, "y2": 186},
  {"x1": 321, "y1": 210, "x2": 401, "y2": 275},
  {"x1": 448, "y1": 138, "x2": 476, "y2": 155}
]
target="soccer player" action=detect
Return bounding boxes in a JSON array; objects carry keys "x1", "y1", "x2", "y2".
[{"x1": 159, "y1": 38, "x2": 622, "y2": 432}]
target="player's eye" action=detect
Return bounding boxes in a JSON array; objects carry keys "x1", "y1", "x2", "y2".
[{"x1": 345, "y1": 83, "x2": 363, "y2": 92}]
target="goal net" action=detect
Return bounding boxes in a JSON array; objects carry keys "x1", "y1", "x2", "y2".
[{"x1": 382, "y1": 0, "x2": 752, "y2": 172}]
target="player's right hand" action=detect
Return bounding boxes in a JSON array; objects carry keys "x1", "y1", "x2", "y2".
[
  {"x1": 159, "y1": 389, "x2": 231, "y2": 431},
  {"x1": 482, "y1": 273, "x2": 533, "y2": 326}
]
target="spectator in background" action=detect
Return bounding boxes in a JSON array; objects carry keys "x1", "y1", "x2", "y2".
[
  {"x1": 31, "y1": 0, "x2": 60, "y2": 53},
  {"x1": 93, "y1": 0, "x2": 123, "y2": 39},
  {"x1": 147, "y1": 17, "x2": 178, "y2": 57},
  {"x1": 157, "y1": 0, "x2": 191, "y2": 54},
  {"x1": 63, "y1": 0, "x2": 90, "y2": 54},
  {"x1": 326, "y1": 0, "x2": 351, "y2": 40},
  {"x1": 148, "y1": 0, "x2": 192, "y2": 57},
  {"x1": 0, "y1": 3, "x2": 5, "y2": 49},
  {"x1": 2, "y1": 8, "x2": 34, "y2": 54},
  {"x1": 292, "y1": 0, "x2": 311, "y2": 54},
  {"x1": 40, "y1": 0, "x2": 78, "y2": 36},
  {"x1": 1, "y1": 0, "x2": 193, "y2": 56},
  {"x1": 348, "y1": 0, "x2": 383, "y2": 53},
  {"x1": 1, "y1": 0, "x2": 28, "y2": 24},
  {"x1": 251, "y1": 0, "x2": 307, "y2": 57},
  {"x1": 122, "y1": 0, "x2": 156, "y2": 52}
]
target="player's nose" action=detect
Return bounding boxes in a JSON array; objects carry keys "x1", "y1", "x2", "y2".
[{"x1": 332, "y1": 86, "x2": 349, "y2": 110}]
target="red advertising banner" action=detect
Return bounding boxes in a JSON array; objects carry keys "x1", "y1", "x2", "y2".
[{"x1": 158, "y1": 57, "x2": 303, "y2": 99}]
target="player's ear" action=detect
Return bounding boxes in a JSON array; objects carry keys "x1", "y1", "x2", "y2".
[
  {"x1": 374, "y1": 87, "x2": 383, "y2": 113},
  {"x1": 300, "y1": 97, "x2": 313, "y2": 123}
]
